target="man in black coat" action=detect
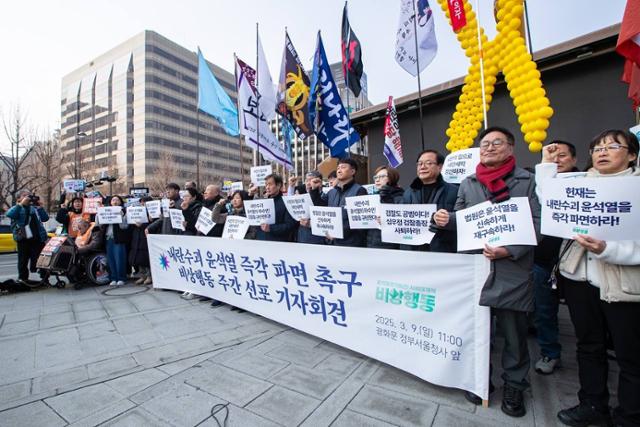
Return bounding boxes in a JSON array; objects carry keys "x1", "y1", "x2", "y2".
[
  {"x1": 250, "y1": 174, "x2": 297, "y2": 242},
  {"x1": 201, "y1": 184, "x2": 224, "y2": 237}
]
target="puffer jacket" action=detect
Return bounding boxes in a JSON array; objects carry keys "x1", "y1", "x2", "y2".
[{"x1": 367, "y1": 185, "x2": 404, "y2": 249}]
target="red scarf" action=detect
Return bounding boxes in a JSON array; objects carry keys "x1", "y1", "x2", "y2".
[{"x1": 475, "y1": 156, "x2": 516, "y2": 203}]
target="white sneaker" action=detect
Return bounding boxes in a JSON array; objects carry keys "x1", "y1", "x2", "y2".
[
  {"x1": 109, "y1": 281, "x2": 117, "y2": 287},
  {"x1": 116, "y1": 280, "x2": 125, "y2": 287},
  {"x1": 181, "y1": 292, "x2": 197, "y2": 300},
  {"x1": 535, "y1": 356, "x2": 561, "y2": 374}
]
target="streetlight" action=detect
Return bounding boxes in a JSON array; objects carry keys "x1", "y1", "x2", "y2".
[{"x1": 75, "y1": 131, "x2": 87, "y2": 179}]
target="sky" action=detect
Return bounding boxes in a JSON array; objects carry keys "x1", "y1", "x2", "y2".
[{"x1": 0, "y1": 0, "x2": 627, "y2": 149}]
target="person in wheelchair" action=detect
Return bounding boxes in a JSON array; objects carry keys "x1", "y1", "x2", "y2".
[{"x1": 75, "y1": 219, "x2": 104, "y2": 254}]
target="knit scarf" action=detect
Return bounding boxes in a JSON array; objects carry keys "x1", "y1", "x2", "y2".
[{"x1": 475, "y1": 156, "x2": 516, "y2": 203}]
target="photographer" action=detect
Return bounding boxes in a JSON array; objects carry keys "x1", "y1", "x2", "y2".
[{"x1": 6, "y1": 191, "x2": 50, "y2": 283}]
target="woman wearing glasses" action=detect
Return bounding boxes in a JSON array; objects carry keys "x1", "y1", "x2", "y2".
[
  {"x1": 537, "y1": 129, "x2": 640, "y2": 427},
  {"x1": 367, "y1": 166, "x2": 403, "y2": 249}
]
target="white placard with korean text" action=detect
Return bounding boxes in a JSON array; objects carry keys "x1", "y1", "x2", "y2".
[
  {"x1": 148, "y1": 235, "x2": 491, "y2": 400},
  {"x1": 310, "y1": 206, "x2": 343, "y2": 239},
  {"x1": 126, "y1": 206, "x2": 148, "y2": 224},
  {"x1": 345, "y1": 195, "x2": 381, "y2": 230},
  {"x1": 456, "y1": 197, "x2": 536, "y2": 251},
  {"x1": 230, "y1": 181, "x2": 244, "y2": 192},
  {"x1": 244, "y1": 198, "x2": 276, "y2": 226},
  {"x1": 145, "y1": 200, "x2": 162, "y2": 219},
  {"x1": 222, "y1": 216, "x2": 250, "y2": 239},
  {"x1": 250, "y1": 165, "x2": 273, "y2": 187},
  {"x1": 283, "y1": 194, "x2": 313, "y2": 221},
  {"x1": 380, "y1": 203, "x2": 437, "y2": 245},
  {"x1": 161, "y1": 198, "x2": 171, "y2": 217},
  {"x1": 63, "y1": 179, "x2": 86, "y2": 193},
  {"x1": 195, "y1": 207, "x2": 215, "y2": 235},
  {"x1": 539, "y1": 176, "x2": 640, "y2": 241},
  {"x1": 97, "y1": 206, "x2": 123, "y2": 224},
  {"x1": 169, "y1": 208, "x2": 185, "y2": 231},
  {"x1": 82, "y1": 197, "x2": 102, "y2": 214},
  {"x1": 442, "y1": 148, "x2": 480, "y2": 184}
]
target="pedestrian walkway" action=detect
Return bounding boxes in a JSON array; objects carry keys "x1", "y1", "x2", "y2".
[{"x1": 0, "y1": 284, "x2": 619, "y2": 426}]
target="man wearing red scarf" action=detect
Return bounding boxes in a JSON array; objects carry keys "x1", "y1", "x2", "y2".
[{"x1": 434, "y1": 126, "x2": 541, "y2": 418}]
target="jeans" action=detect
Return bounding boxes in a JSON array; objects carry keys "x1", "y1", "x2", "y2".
[
  {"x1": 106, "y1": 238, "x2": 127, "y2": 282},
  {"x1": 533, "y1": 263, "x2": 561, "y2": 359}
]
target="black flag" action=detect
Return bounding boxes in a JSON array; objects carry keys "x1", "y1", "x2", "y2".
[{"x1": 341, "y1": 2, "x2": 363, "y2": 98}]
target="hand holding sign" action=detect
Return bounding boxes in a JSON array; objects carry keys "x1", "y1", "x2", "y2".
[
  {"x1": 97, "y1": 206, "x2": 123, "y2": 224},
  {"x1": 244, "y1": 199, "x2": 276, "y2": 226},
  {"x1": 310, "y1": 206, "x2": 343, "y2": 239},
  {"x1": 169, "y1": 208, "x2": 185, "y2": 231}
]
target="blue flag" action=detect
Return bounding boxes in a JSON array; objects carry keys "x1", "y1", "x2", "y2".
[
  {"x1": 197, "y1": 48, "x2": 239, "y2": 136},
  {"x1": 308, "y1": 32, "x2": 359, "y2": 159}
]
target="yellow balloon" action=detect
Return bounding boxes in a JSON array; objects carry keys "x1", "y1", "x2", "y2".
[
  {"x1": 540, "y1": 106, "x2": 554, "y2": 118},
  {"x1": 446, "y1": 128, "x2": 454, "y2": 137},
  {"x1": 528, "y1": 142, "x2": 543, "y2": 153}
]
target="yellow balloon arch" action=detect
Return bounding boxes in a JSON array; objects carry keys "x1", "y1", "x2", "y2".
[{"x1": 435, "y1": 0, "x2": 553, "y2": 153}]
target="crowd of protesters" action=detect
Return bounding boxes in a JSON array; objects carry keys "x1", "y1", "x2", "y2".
[{"x1": 5, "y1": 126, "x2": 639, "y2": 425}]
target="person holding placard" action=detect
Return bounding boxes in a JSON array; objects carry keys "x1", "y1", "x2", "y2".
[
  {"x1": 367, "y1": 166, "x2": 403, "y2": 249},
  {"x1": 146, "y1": 183, "x2": 183, "y2": 236},
  {"x1": 56, "y1": 197, "x2": 91, "y2": 238},
  {"x1": 402, "y1": 150, "x2": 458, "y2": 253},
  {"x1": 212, "y1": 190, "x2": 256, "y2": 240},
  {"x1": 249, "y1": 174, "x2": 296, "y2": 242},
  {"x1": 433, "y1": 126, "x2": 541, "y2": 417},
  {"x1": 538, "y1": 130, "x2": 640, "y2": 427},
  {"x1": 130, "y1": 197, "x2": 153, "y2": 286},
  {"x1": 201, "y1": 184, "x2": 224, "y2": 237},
  {"x1": 180, "y1": 188, "x2": 203, "y2": 236},
  {"x1": 297, "y1": 171, "x2": 326, "y2": 245},
  {"x1": 98, "y1": 195, "x2": 130, "y2": 287},
  {"x1": 311, "y1": 159, "x2": 368, "y2": 247}
]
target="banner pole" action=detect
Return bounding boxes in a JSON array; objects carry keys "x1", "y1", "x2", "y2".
[
  {"x1": 411, "y1": 0, "x2": 426, "y2": 151},
  {"x1": 196, "y1": 108, "x2": 200, "y2": 189},
  {"x1": 256, "y1": 22, "x2": 261, "y2": 167},
  {"x1": 233, "y1": 53, "x2": 246, "y2": 186},
  {"x1": 475, "y1": 0, "x2": 488, "y2": 129}
]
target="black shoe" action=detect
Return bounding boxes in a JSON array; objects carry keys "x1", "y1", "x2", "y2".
[
  {"x1": 464, "y1": 383, "x2": 495, "y2": 405},
  {"x1": 557, "y1": 403, "x2": 612, "y2": 427},
  {"x1": 210, "y1": 300, "x2": 222, "y2": 307},
  {"x1": 199, "y1": 296, "x2": 211, "y2": 302},
  {"x1": 501, "y1": 385, "x2": 525, "y2": 417}
]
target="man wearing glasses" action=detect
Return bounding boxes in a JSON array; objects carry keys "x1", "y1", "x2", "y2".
[
  {"x1": 433, "y1": 126, "x2": 541, "y2": 418},
  {"x1": 402, "y1": 149, "x2": 458, "y2": 252}
]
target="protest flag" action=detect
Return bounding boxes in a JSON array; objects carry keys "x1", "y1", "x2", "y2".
[
  {"x1": 616, "y1": 0, "x2": 640, "y2": 109},
  {"x1": 276, "y1": 31, "x2": 313, "y2": 138},
  {"x1": 341, "y1": 2, "x2": 363, "y2": 98},
  {"x1": 308, "y1": 31, "x2": 360, "y2": 159},
  {"x1": 383, "y1": 96, "x2": 404, "y2": 167},
  {"x1": 197, "y1": 48, "x2": 239, "y2": 136},
  {"x1": 257, "y1": 26, "x2": 277, "y2": 121}
]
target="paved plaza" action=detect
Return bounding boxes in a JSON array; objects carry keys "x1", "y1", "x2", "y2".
[{"x1": 0, "y1": 253, "x2": 619, "y2": 427}]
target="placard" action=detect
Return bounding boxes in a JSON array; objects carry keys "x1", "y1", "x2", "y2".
[
  {"x1": 442, "y1": 148, "x2": 480, "y2": 184},
  {"x1": 124, "y1": 197, "x2": 140, "y2": 208},
  {"x1": 310, "y1": 206, "x2": 343, "y2": 239},
  {"x1": 97, "y1": 206, "x2": 123, "y2": 224},
  {"x1": 63, "y1": 179, "x2": 86, "y2": 193},
  {"x1": 230, "y1": 181, "x2": 244, "y2": 192},
  {"x1": 126, "y1": 206, "x2": 148, "y2": 224},
  {"x1": 169, "y1": 208, "x2": 185, "y2": 231},
  {"x1": 345, "y1": 195, "x2": 381, "y2": 229},
  {"x1": 145, "y1": 200, "x2": 161, "y2": 219},
  {"x1": 283, "y1": 194, "x2": 313, "y2": 221},
  {"x1": 539, "y1": 176, "x2": 640, "y2": 241},
  {"x1": 456, "y1": 197, "x2": 536, "y2": 251},
  {"x1": 195, "y1": 207, "x2": 215, "y2": 235},
  {"x1": 380, "y1": 204, "x2": 437, "y2": 245},
  {"x1": 222, "y1": 216, "x2": 250, "y2": 239},
  {"x1": 161, "y1": 198, "x2": 171, "y2": 217},
  {"x1": 130, "y1": 187, "x2": 150, "y2": 197},
  {"x1": 82, "y1": 197, "x2": 102, "y2": 215},
  {"x1": 250, "y1": 165, "x2": 273, "y2": 187},
  {"x1": 244, "y1": 198, "x2": 276, "y2": 226}
]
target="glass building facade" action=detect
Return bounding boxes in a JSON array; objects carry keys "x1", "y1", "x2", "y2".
[{"x1": 61, "y1": 30, "x2": 251, "y2": 189}]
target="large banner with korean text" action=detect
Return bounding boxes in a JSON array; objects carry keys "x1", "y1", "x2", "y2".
[{"x1": 148, "y1": 235, "x2": 491, "y2": 399}]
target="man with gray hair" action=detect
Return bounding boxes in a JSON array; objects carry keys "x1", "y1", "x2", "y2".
[{"x1": 201, "y1": 184, "x2": 224, "y2": 238}]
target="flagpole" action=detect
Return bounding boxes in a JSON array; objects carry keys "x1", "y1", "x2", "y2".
[
  {"x1": 255, "y1": 22, "x2": 261, "y2": 167},
  {"x1": 411, "y1": 0, "x2": 426, "y2": 151},
  {"x1": 344, "y1": 2, "x2": 352, "y2": 159},
  {"x1": 523, "y1": 0, "x2": 533, "y2": 55},
  {"x1": 233, "y1": 53, "x2": 246, "y2": 185},
  {"x1": 196, "y1": 108, "x2": 200, "y2": 189},
  {"x1": 475, "y1": 0, "x2": 488, "y2": 129}
]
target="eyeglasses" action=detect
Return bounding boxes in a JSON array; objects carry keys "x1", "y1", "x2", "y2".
[
  {"x1": 373, "y1": 174, "x2": 388, "y2": 180},
  {"x1": 589, "y1": 143, "x2": 629, "y2": 154},
  {"x1": 417, "y1": 161, "x2": 438, "y2": 167},
  {"x1": 479, "y1": 138, "x2": 510, "y2": 149}
]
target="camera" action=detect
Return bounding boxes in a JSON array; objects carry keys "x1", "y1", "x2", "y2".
[{"x1": 28, "y1": 195, "x2": 40, "y2": 204}]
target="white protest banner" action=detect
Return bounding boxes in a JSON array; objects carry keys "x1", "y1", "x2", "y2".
[
  {"x1": 145, "y1": 200, "x2": 161, "y2": 219},
  {"x1": 345, "y1": 195, "x2": 381, "y2": 229},
  {"x1": 539, "y1": 176, "x2": 640, "y2": 241},
  {"x1": 250, "y1": 165, "x2": 273, "y2": 187},
  {"x1": 126, "y1": 206, "x2": 148, "y2": 224},
  {"x1": 380, "y1": 204, "x2": 437, "y2": 245},
  {"x1": 169, "y1": 208, "x2": 185, "y2": 231},
  {"x1": 161, "y1": 198, "x2": 171, "y2": 217},
  {"x1": 195, "y1": 207, "x2": 215, "y2": 235},
  {"x1": 244, "y1": 198, "x2": 276, "y2": 226},
  {"x1": 230, "y1": 181, "x2": 244, "y2": 192},
  {"x1": 310, "y1": 206, "x2": 343, "y2": 239},
  {"x1": 442, "y1": 148, "x2": 480, "y2": 184},
  {"x1": 456, "y1": 197, "x2": 537, "y2": 251},
  {"x1": 63, "y1": 179, "x2": 86, "y2": 193},
  {"x1": 283, "y1": 194, "x2": 313, "y2": 221},
  {"x1": 222, "y1": 216, "x2": 250, "y2": 239},
  {"x1": 148, "y1": 235, "x2": 491, "y2": 399},
  {"x1": 82, "y1": 197, "x2": 102, "y2": 214},
  {"x1": 97, "y1": 206, "x2": 122, "y2": 224}
]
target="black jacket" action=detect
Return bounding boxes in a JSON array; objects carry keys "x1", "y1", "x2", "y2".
[
  {"x1": 128, "y1": 223, "x2": 149, "y2": 267},
  {"x1": 402, "y1": 175, "x2": 458, "y2": 253},
  {"x1": 201, "y1": 197, "x2": 224, "y2": 237},
  {"x1": 367, "y1": 185, "x2": 404, "y2": 249},
  {"x1": 255, "y1": 194, "x2": 297, "y2": 242},
  {"x1": 147, "y1": 196, "x2": 183, "y2": 235},
  {"x1": 182, "y1": 200, "x2": 203, "y2": 236}
]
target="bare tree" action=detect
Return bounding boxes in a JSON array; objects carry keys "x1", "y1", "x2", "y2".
[
  {"x1": 26, "y1": 129, "x2": 63, "y2": 212},
  {"x1": 149, "y1": 151, "x2": 179, "y2": 195}
]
